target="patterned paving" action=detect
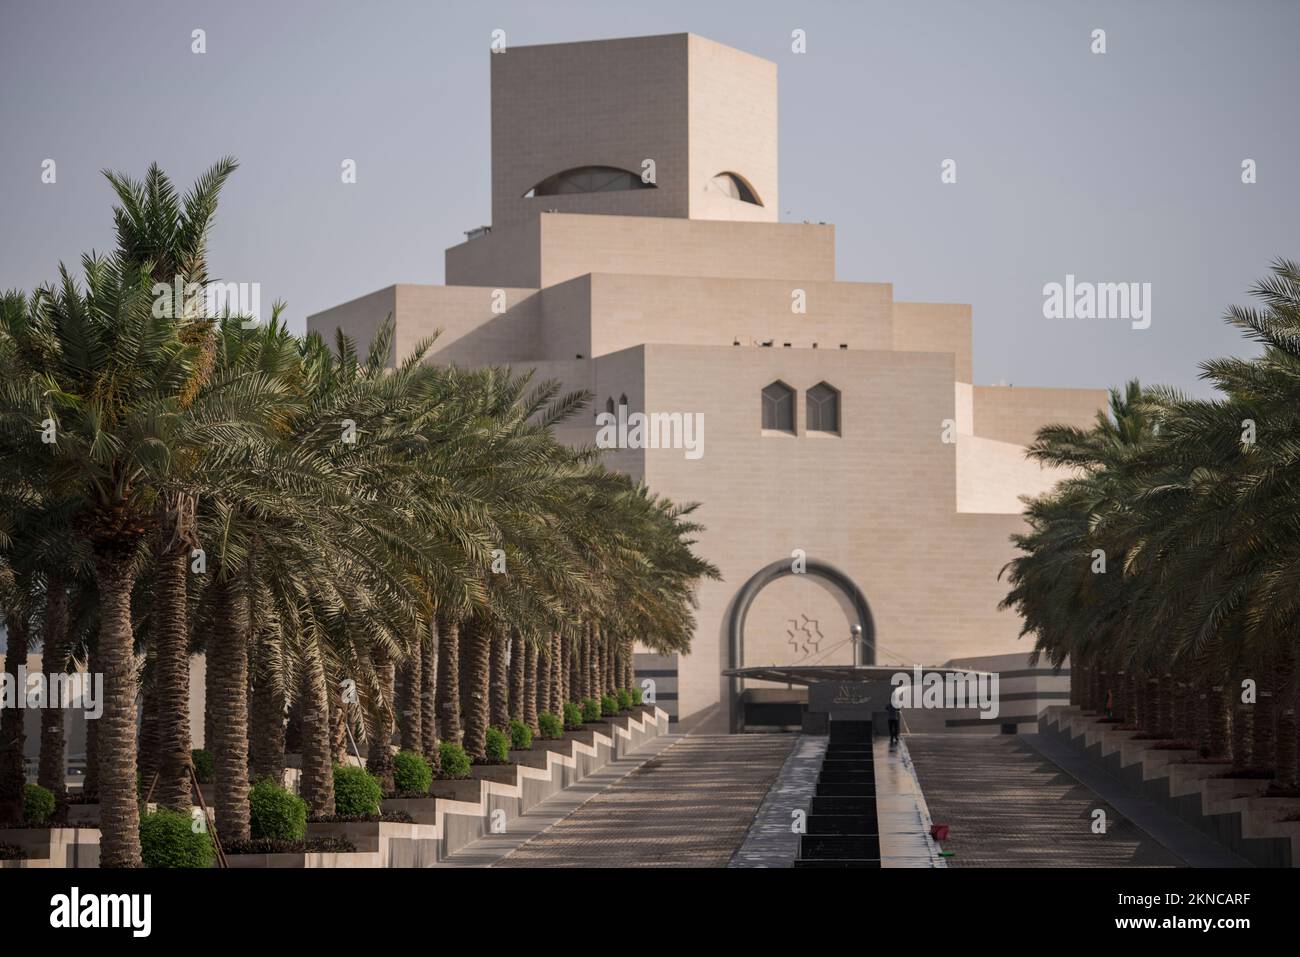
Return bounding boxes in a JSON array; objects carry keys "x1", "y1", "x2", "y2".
[
  {"x1": 498, "y1": 734, "x2": 795, "y2": 867},
  {"x1": 906, "y1": 734, "x2": 1182, "y2": 867}
]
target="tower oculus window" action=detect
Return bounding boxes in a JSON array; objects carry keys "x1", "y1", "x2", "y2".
[
  {"x1": 807, "y1": 382, "x2": 840, "y2": 433},
  {"x1": 525, "y1": 166, "x2": 654, "y2": 197},
  {"x1": 761, "y1": 381, "x2": 795, "y2": 432}
]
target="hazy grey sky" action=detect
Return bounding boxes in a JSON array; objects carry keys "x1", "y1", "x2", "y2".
[{"x1": 2, "y1": 0, "x2": 1296, "y2": 396}]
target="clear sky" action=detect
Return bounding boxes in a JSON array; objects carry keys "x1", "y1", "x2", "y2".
[{"x1": 2, "y1": 0, "x2": 1296, "y2": 396}]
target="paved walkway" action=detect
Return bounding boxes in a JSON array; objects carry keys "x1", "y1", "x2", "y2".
[
  {"x1": 906, "y1": 733, "x2": 1184, "y2": 867},
  {"x1": 496, "y1": 734, "x2": 794, "y2": 867},
  {"x1": 436, "y1": 733, "x2": 680, "y2": 867}
]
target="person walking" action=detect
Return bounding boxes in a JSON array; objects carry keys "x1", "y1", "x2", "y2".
[{"x1": 886, "y1": 699, "x2": 901, "y2": 745}]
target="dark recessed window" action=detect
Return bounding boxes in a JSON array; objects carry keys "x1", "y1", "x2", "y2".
[
  {"x1": 525, "y1": 166, "x2": 654, "y2": 198},
  {"x1": 807, "y1": 382, "x2": 840, "y2": 433},
  {"x1": 761, "y1": 381, "x2": 795, "y2": 432},
  {"x1": 709, "y1": 172, "x2": 763, "y2": 206},
  {"x1": 605, "y1": 397, "x2": 616, "y2": 415}
]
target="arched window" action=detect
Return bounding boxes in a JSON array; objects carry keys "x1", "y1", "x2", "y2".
[
  {"x1": 761, "y1": 381, "x2": 795, "y2": 432},
  {"x1": 605, "y1": 397, "x2": 616, "y2": 416},
  {"x1": 618, "y1": 393, "x2": 628, "y2": 408},
  {"x1": 707, "y1": 172, "x2": 763, "y2": 206},
  {"x1": 807, "y1": 382, "x2": 840, "y2": 433},
  {"x1": 525, "y1": 166, "x2": 655, "y2": 198}
]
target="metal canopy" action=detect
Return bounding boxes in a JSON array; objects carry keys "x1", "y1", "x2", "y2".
[{"x1": 723, "y1": 664, "x2": 996, "y2": 686}]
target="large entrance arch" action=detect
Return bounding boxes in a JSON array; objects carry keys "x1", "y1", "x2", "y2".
[{"x1": 726, "y1": 558, "x2": 875, "y2": 732}]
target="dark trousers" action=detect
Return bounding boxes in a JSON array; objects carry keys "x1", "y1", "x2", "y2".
[{"x1": 888, "y1": 718, "x2": 900, "y2": 741}]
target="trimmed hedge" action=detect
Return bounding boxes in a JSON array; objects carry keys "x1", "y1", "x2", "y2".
[
  {"x1": 140, "y1": 808, "x2": 216, "y2": 869},
  {"x1": 509, "y1": 718, "x2": 533, "y2": 750},
  {"x1": 630, "y1": 686, "x2": 643, "y2": 706},
  {"x1": 23, "y1": 783, "x2": 54, "y2": 825},
  {"x1": 438, "y1": 741, "x2": 472, "y2": 779},
  {"x1": 600, "y1": 694, "x2": 618, "y2": 717},
  {"x1": 581, "y1": 698, "x2": 601, "y2": 722},
  {"x1": 617, "y1": 688, "x2": 632, "y2": 711},
  {"x1": 483, "y1": 727, "x2": 510, "y2": 763},
  {"x1": 190, "y1": 748, "x2": 215, "y2": 783},
  {"x1": 537, "y1": 711, "x2": 564, "y2": 739},
  {"x1": 563, "y1": 701, "x2": 584, "y2": 730},
  {"x1": 249, "y1": 777, "x2": 308, "y2": 842},
  {"x1": 393, "y1": 750, "x2": 433, "y2": 795},
  {"x1": 333, "y1": 764, "x2": 382, "y2": 816}
]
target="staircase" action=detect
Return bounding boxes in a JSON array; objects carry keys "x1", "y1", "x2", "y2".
[{"x1": 794, "y1": 720, "x2": 881, "y2": 867}]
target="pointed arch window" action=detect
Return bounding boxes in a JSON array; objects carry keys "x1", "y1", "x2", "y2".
[
  {"x1": 807, "y1": 382, "x2": 840, "y2": 433},
  {"x1": 761, "y1": 381, "x2": 795, "y2": 433}
]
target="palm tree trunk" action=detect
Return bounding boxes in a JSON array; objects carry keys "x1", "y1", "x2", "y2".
[
  {"x1": 549, "y1": 633, "x2": 563, "y2": 715},
  {"x1": 367, "y1": 645, "x2": 396, "y2": 792},
  {"x1": 1273, "y1": 642, "x2": 1297, "y2": 789},
  {"x1": 396, "y1": 642, "x2": 422, "y2": 754},
  {"x1": 460, "y1": 618, "x2": 491, "y2": 759},
  {"x1": 209, "y1": 573, "x2": 252, "y2": 844},
  {"x1": 421, "y1": 619, "x2": 439, "y2": 771},
  {"x1": 524, "y1": 640, "x2": 539, "y2": 734},
  {"x1": 434, "y1": 615, "x2": 461, "y2": 744},
  {"x1": 38, "y1": 572, "x2": 71, "y2": 819},
  {"x1": 138, "y1": 648, "x2": 160, "y2": 792},
  {"x1": 605, "y1": 632, "x2": 614, "y2": 695},
  {"x1": 299, "y1": 645, "x2": 334, "y2": 816},
  {"x1": 619, "y1": 636, "x2": 633, "y2": 692},
  {"x1": 249, "y1": 650, "x2": 285, "y2": 785},
  {"x1": 1231, "y1": 669, "x2": 1252, "y2": 771},
  {"x1": 565, "y1": 629, "x2": 578, "y2": 704},
  {"x1": 83, "y1": 636, "x2": 99, "y2": 802},
  {"x1": 489, "y1": 626, "x2": 510, "y2": 730},
  {"x1": 1174, "y1": 668, "x2": 1194, "y2": 742},
  {"x1": 582, "y1": 626, "x2": 595, "y2": 700},
  {"x1": 0, "y1": 604, "x2": 30, "y2": 824},
  {"x1": 94, "y1": 555, "x2": 143, "y2": 867},
  {"x1": 1164, "y1": 670, "x2": 1175, "y2": 738},
  {"x1": 151, "y1": 532, "x2": 193, "y2": 812},
  {"x1": 534, "y1": 637, "x2": 550, "y2": 725},
  {"x1": 1252, "y1": 658, "x2": 1275, "y2": 775},
  {"x1": 509, "y1": 631, "x2": 525, "y2": 722}
]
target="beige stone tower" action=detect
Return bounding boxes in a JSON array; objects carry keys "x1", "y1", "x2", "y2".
[{"x1": 310, "y1": 33, "x2": 1103, "y2": 733}]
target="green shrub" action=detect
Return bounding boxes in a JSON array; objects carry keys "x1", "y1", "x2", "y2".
[
  {"x1": 537, "y1": 711, "x2": 564, "y2": 739},
  {"x1": 23, "y1": 783, "x2": 54, "y2": 825},
  {"x1": 617, "y1": 688, "x2": 632, "y2": 711},
  {"x1": 392, "y1": 750, "x2": 433, "y2": 795},
  {"x1": 630, "y1": 686, "x2": 643, "y2": 706},
  {"x1": 483, "y1": 727, "x2": 510, "y2": 763},
  {"x1": 332, "y1": 764, "x2": 382, "y2": 816},
  {"x1": 190, "y1": 748, "x2": 214, "y2": 783},
  {"x1": 582, "y1": 697, "x2": 601, "y2": 722},
  {"x1": 563, "y1": 701, "x2": 584, "y2": 730},
  {"x1": 439, "y1": 742, "x2": 472, "y2": 779},
  {"x1": 249, "y1": 777, "x2": 308, "y2": 842},
  {"x1": 601, "y1": 694, "x2": 618, "y2": 717},
  {"x1": 508, "y1": 718, "x2": 533, "y2": 750},
  {"x1": 140, "y1": 808, "x2": 215, "y2": 869}
]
